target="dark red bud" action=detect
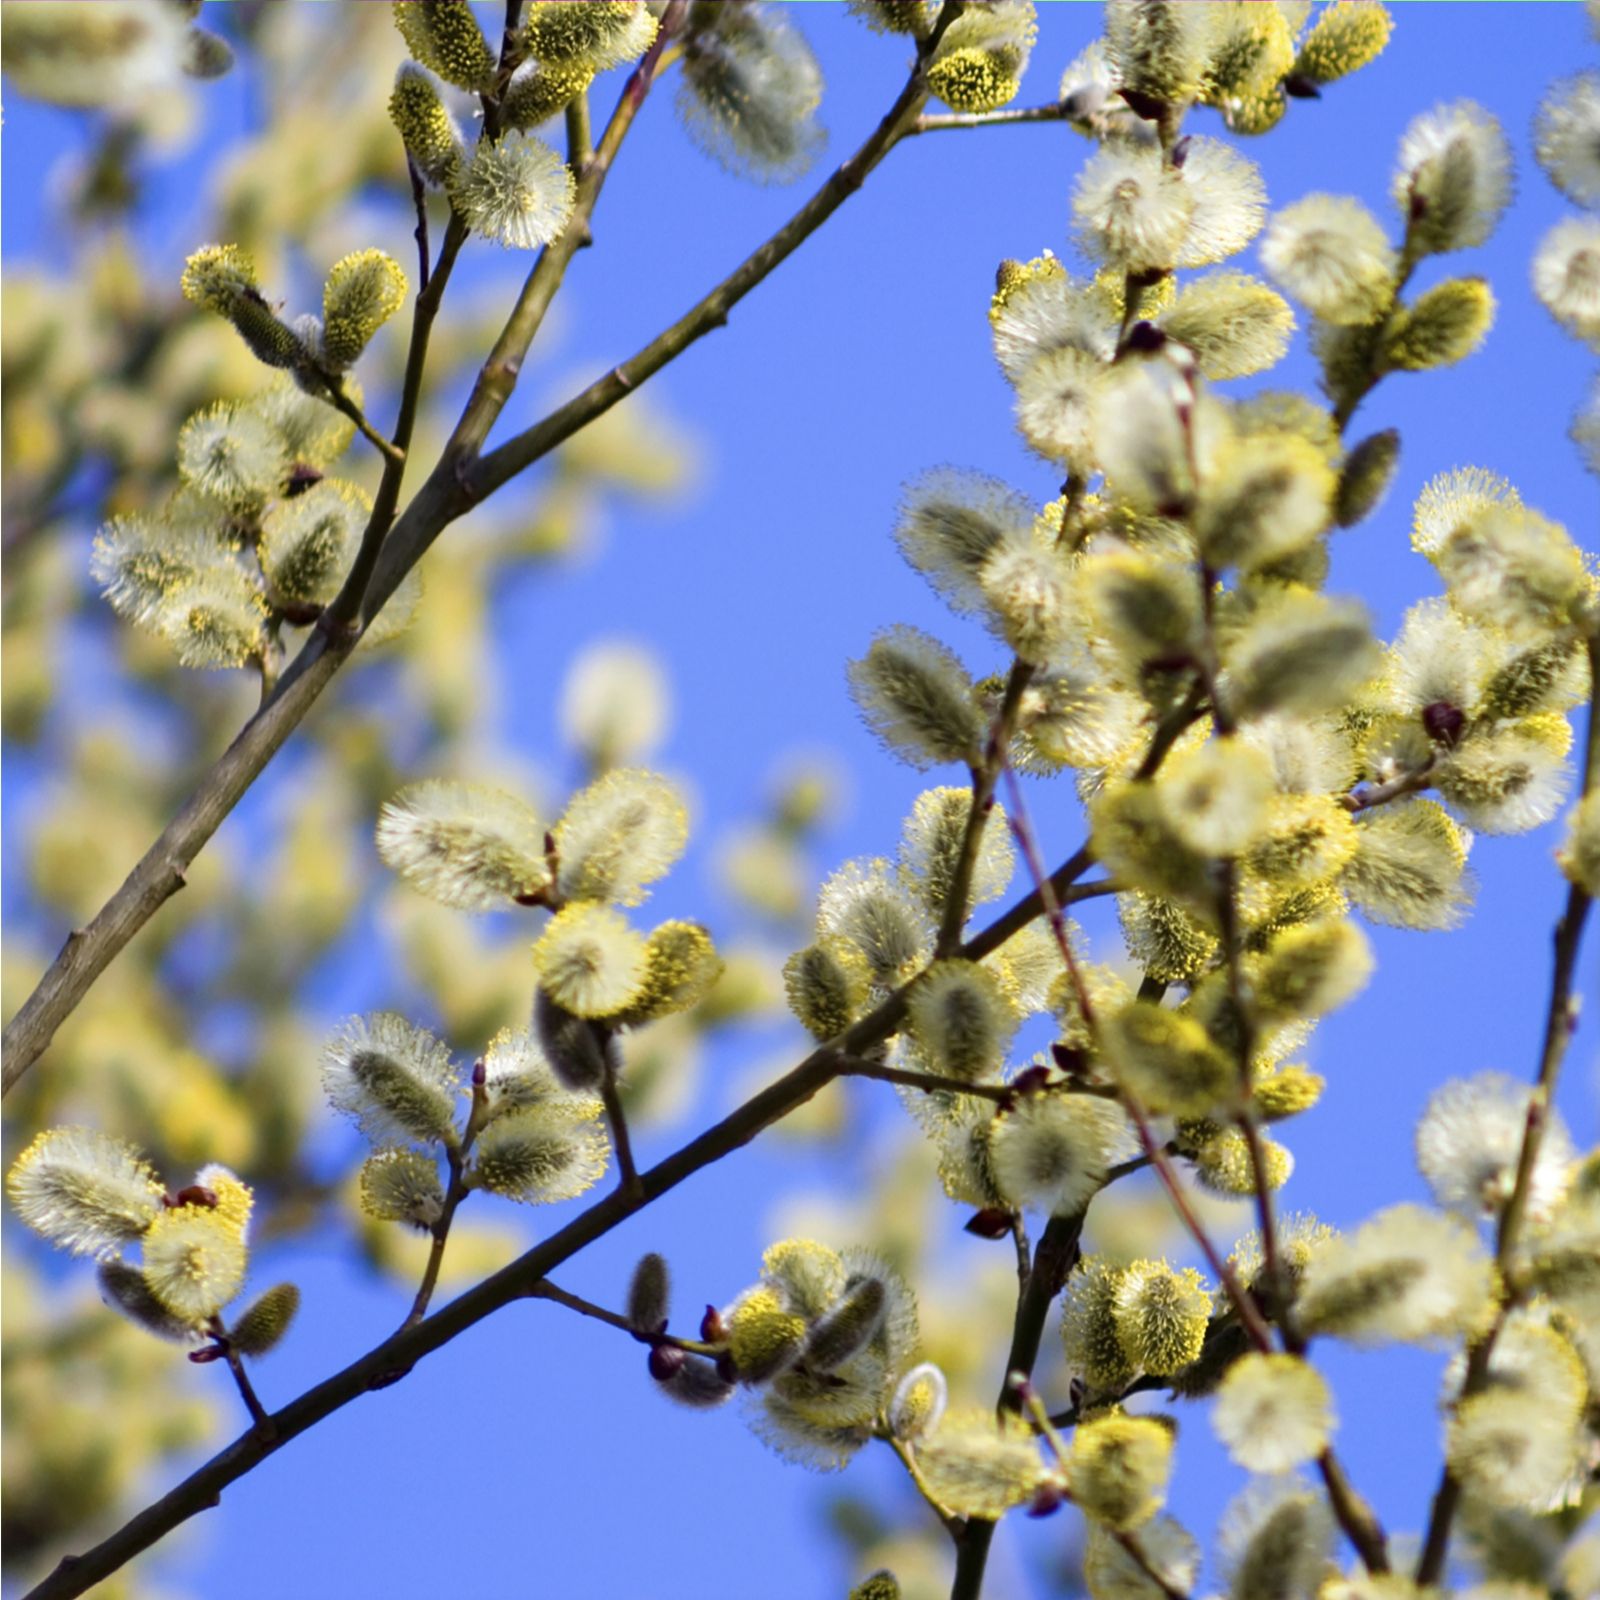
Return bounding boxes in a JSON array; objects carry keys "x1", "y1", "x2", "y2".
[
  {"x1": 1282, "y1": 73, "x2": 1322, "y2": 99},
  {"x1": 1116, "y1": 87, "x2": 1168, "y2": 122},
  {"x1": 166, "y1": 1185, "x2": 219, "y2": 1210},
  {"x1": 1422, "y1": 701, "x2": 1466, "y2": 747},
  {"x1": 471, "y1": 1058, "x2": 487, "y2": 1087},
  {"x1": 648, "y1": 1344, "x2": 686, "y2": 1382},
  {"x1": 1009, "y1": 1064, "x2": 1053, "y2": 1097},
  {"x1": 1170, "y1": 135, "x2": 1191, "y2": 168},
  {"x1": 1122, "y1": 321, "x2": 1167, "y2": 355},
  {"x1": 699, "y1": 1304, "x2": 725, "y2": 1343},
  {"x1": 964, "y1": 1208, "x2": 1014, "y2": 1240},
  {"x1": 1027, "y1": 1485, "x2": 1066, "y2": 1518},
  {"x1": 1050, "y1": 1043, "x2": 1090, "y2": 1078},
  {"x1": 284, "y1": 463, "x2": 323, "y2": 498},
  {"x1": 188, "y1": 1344, "x2": 226, "y2": 1364}
]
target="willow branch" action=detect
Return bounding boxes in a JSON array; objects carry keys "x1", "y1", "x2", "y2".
[
  {"x1": 950, "y1": 1210, "x2": 1084, "y2": 1600},
  {"x1": 205, "y1": 1317, "x2": 271, "y2": 1433},
  {"x1": 887, "y1": 1436, "x2": 965, "y2": 1539},
  {"x1": 321, "y1": 383, "x2": 404, "y2": 465},
  {"x1": 937, "y1": 660, "x2": 1034, "y2": 957},
  {"x1": 456, "y1": 2, "x2": 963, "y2": 518},
  {"x1": 599, "y1": 1058, "x2": 643, "y2": 1200},
  {"x1": 24, "y1": 800, "x2": 1102, "y2": 1600},
  {"x1": 1, "y1": 0, "x2": 970, "y2": 1097},
  {"x1": 910, "y1": 101, "x2": 1073, "y2": 135},
  {"x1": 1415, "y1": 627, "x2": 1600, "y2": 1587},
  {"x1": 528, "y1": 1279, "x2": 717, "y2": 1355}
]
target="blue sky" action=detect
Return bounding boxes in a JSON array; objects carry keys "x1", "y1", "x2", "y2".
[{"x1": 4, "y1": 5, "x2": 1598, "y2": 1599}]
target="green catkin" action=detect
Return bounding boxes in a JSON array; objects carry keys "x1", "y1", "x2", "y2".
[
  {"x1": 229, "y1": 1283, "x2": 301, "y2": 1357},
  {"x1": 1382, "y1": 278, "x2": 1496, "y2": 371},
  {"x1": 1292, "y1": 2, "x2": 1393, "y2": 84},
  {"x1": 392, "y1": 0, "x2": 496, "y2": 92},
  {"x1": 389, "y1": 65, "x2": 462, "y2": 184}
]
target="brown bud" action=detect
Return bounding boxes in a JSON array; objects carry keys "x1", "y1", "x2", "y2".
[
  {"x1": 1422, "y1": 701, "x2": 1466, "y2": 747},
  {"x1": 964, "y1": 1208, "x2": 1014, "y2": 1240},
  {"x1": 648, "y1": 1344, "x2": 686, "y2": 1382},
  {"x1": 1026, "y1": 1484, "x2": 1066, "y2": 1518}
]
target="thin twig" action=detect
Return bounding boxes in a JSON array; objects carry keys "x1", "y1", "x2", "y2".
[
  {"x1": 1340, "y1": 759, "x2": 1435, "y2": 814},
  {"x1": 935, "y1": 659, "x2": 1034, "y2": 958},
  {"x1": 320, "y1": 382, "x2": 405, "y2": 465},
  {"x1": 205, "y1": 1317, "x2": 271, "y2": 1433},
  {"x1": 407, "y1": 158, "x2": 430, "y2": 293},
  {"x1": 599, "y1": 1057, "x2": 643, "y2": 1200},
  {"x1": 1415, "y1": 628, "x2": 1600, "y2": 1586},
  {"x1": 528, "y1": 1279, "x2": 717, "y2": 1355},
  {"x1": 887, "y1": 1436, "x2": 965, "y2": 1539},
  {"x1": 844, "y1": 1061, "x2": 1014, "y2": 1102},
  {"x1": 910, "y1": 102, "x2": 1072, "y2": 134}
]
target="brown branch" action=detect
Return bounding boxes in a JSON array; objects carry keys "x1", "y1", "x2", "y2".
[
  {"x1": 22, "y1": 801, "x2": 1101, "y2": 1600},
  {"x1": 528, "y1": 1279, "x2": 717, "y2": 1355},
  {"x1": 910, "y1": 102, "x2": 1072, "y2": 135},
  {"x1": 950, "y1": 1210, "x2": 1084, "y2": 1599},
  {"x1": 936, "y1": 660, "x2": 1034, "y2": 957},
  {"x1": 1, "y1": 0, "x2": 972, "y2": 1096},
  {"x1": 205, "y1": 1316, "x2": 271, "y2": 1433},
  {"x1": 1415, "y1": 627, "x2": 1600, "y2": 1586}
]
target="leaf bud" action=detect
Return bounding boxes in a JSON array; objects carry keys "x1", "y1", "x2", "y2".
[
  {"x1": 647, "y1": 1343, "x2": 685, "y2": 1382},
  {"x1": 889, "y1": 1361, "x2": 948, "y2": 1442}
]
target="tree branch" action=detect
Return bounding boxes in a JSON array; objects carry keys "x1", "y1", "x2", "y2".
[
  {"x1": 1, "y1": 0, "x2": 972, "y2": 1096},
  {"x1": 936, "y1": 660, "x2": 1034, "y2": 958},
  {"x1": 909, "y1": 101, "x2": 1073, "y2": 135},
  {"x1": 23, "y1": 797, "x2": 1106, "y2": 1600},
  {"x1": 1414, "y1": 627, "x2": 1600, "y2": 1586}
]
